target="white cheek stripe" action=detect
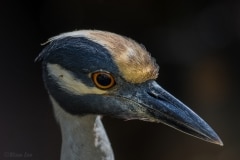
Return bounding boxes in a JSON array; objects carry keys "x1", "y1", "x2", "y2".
[{"x1": 47, "y1": 63, "x2": 107, "y2": 95}]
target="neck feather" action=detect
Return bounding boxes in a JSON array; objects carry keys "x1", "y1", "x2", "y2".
[{"x1": 50, "y1": 96, "x2": 114, "y2": 160}]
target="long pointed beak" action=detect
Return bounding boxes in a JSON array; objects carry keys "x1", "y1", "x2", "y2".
[{"x1": 124, "y1": 81, "x2": 223, "y2": 146}]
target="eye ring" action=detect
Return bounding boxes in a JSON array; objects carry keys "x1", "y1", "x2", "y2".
[{"x1": 91, "y1": 71, "x2": 115, "y2": 89}]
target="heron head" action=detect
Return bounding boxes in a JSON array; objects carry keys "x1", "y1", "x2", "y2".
[{"x1": 37, "y1": 30, "x2": 223, "y2": 146}]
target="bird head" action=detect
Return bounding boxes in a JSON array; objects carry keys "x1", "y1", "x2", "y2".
[{"x1": 37, "y1": 30, "x2": 223, "y2": 146}]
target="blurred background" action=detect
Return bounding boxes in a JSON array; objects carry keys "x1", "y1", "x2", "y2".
[{"x1": 1, "y1": 0, "x2": 239, "y2": 159}]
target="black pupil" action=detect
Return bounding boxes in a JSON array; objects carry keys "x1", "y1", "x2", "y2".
[{"x1": 97, "y1": 74, "x2": 112, "y2": 86}]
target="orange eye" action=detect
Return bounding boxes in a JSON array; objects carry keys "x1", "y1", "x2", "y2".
[{"x1": 91, "y1": 71, "x2": 115, "y2": 89}]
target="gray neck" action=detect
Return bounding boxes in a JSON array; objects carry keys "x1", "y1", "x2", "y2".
[{"x1": 50, "y1": 96, "x2": 114, "y2": 160}]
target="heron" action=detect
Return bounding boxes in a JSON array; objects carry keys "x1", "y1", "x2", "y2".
[{"x1": 36, "y1": 30, "x2": 223, "y2": 160}]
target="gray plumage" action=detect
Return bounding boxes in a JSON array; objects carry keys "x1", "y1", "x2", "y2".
[{"x1": 51, "y1": 96, "x2": 113, "y2": 160}]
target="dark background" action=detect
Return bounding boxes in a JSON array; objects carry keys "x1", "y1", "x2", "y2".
[{"x1": 1, "y1": 0, "x2": 240, "y2": 159}]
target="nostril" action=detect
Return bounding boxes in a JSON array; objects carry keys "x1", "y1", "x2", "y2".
[{"x1": 147, "y1": 91, "x2": 166, "y2": 102}]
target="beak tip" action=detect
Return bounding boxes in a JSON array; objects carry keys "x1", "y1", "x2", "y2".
[
  {"x1": 201, "y1": 127, "x2": 224, "y2": 146},
  {"x1": 208, "y1": 128, "x2": 224, "y2": 146},
  {"x1": 218, "y1": 142, "x2": 224, "y2": 147},
  {"x1": 205, "y1": 131, "x2": 224, "y2": 146},
  {"x1": 214, "y1": 138, "x2": 224, "y2": 146}
]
